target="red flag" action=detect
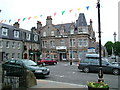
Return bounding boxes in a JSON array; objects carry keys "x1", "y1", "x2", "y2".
[
  {"x1": 69, "y1": 9, "x2": 73, "y2": 13},
  {"x1": 18, "y1": 19, "x2": 20, "y2": 22},
  {"x1": 54, "y1": 12, "x2": 56, "y2": 16},
  {"x1": 28, "y1": 17, "x2": 31, "y2": 20}
]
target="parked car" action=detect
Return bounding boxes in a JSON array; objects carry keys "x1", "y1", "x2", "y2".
[
  {"x1": 78, "y1": 58, "x2": 120, "y2": 75},
  {"x1": 2, "y1": 59, "x2": 50, "y2": 77},
  {"x1": 37, "y1": 58, "x2": 57, "y2": 66}
]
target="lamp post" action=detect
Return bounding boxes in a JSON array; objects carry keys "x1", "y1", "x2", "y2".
[
  {"x1": 97, "y1": 0, "x2": 103, "y2": 82},
  {"x1": 113, "y1": 32, "x2": 117, "y2": 62}
]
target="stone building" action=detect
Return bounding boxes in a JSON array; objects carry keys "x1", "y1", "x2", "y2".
[
  {"x1": 0, "y1": 22, "x2": 40, "y2": 62},
  {"x1": 38, "y1": 13, "x2": 96, "y2": 61}
]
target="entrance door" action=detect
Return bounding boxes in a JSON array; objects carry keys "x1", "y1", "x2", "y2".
[{"x1": 59, "y1": 53, "x2": 66, "y2": 61}]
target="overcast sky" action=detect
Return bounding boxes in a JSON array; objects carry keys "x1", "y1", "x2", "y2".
[{"x1": 0, "y1": 0, "x2": 119, "y2": 45}]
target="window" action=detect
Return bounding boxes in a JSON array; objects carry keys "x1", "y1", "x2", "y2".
[
  {"x1": 90, "y1": 59, "x2": 99, "y2": 65},
  {"x1": 18, "y1": 43, "x2": 20, "y2": 49},
  {"x1": 70, "y1": 29, "x2": 74, "y2": 34},
  {"x1": 12, "y1": 53, "x2": 15, "y2": 58},
  {"x1": 70, "y1": 39, "x2": 75, "y2": 47},
  {"x1": 2, "y1": 28, "x2": 8, "y2": 36},
  {"x1": 43, "y1": 32, "x2": 46, "y2": 37},
  {"x1": 6, "y1": 53, "x2": 9, "y2": 59},
  {"x1": 81, "y1": 59, "x2": 89, "y2": 63},
  {"x1": 78, "y1": 39, "x2": 82, "y2": 46},
  {"x1": 12, "y1": 42, "x2": 15, "y2": 48},
  {"x1": 34, "y1": 35, "x2": 38, "y2": 41},
  {"x1": 6, "y1": 41, "x2": 9, "y2": 48},
  {"x1": 78, "y1": 28, "x2": 83, "y2": 34},
  {"x1": 26, "y1": 33, "x2": 30, "y2": 40},
  {"x1": 51, "y1": 31, "x2": 54, "y2": 36},
  {"x1": 60, "y1": 40, "x2": 64, "y2": 46},
  {"x1": 18, "y1": 53, "x2": 20, "y2": 58},
  {"x1": 14, "y1": 30, "x2": 19, "y2": 38},
  {"x1": 50, "y1": 40, "x2": 55, "y2": 47},
  {"x1": 69, "y1": 51, "x2": 76, "y2": 59},
  {"x1": 0, "y1": 40, "x2": 3, "y2": 48},
  {"x1": 60, "y1": 30, "x2": 64, "y2": 35},
  {"x1": 42, "y1": 41, "x2": 47, "y2": 48},
  {"x1": 83, "y1": 39, "x2": 88, "y2": 46}
]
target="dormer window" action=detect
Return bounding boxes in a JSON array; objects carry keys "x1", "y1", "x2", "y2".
[
  {"x1": 78, "y1": 28, "x2": 83, "y2": 34},
  {"x1": 2, "y1": 28, "x2": 8, "y2": 36},
  {"x1": 51, "y1": 31, "x2": 54, "y2": 36},
  {"x1": 26, "y1": 33, "x2": 31, "y2": 40},
  {"x1": 14, "y1": 30, "x2": 19, "y2": 38},
  {"x1": 43, "y1": 32, "x2": 46, "y2": 37},
  {"x1": 34, "y1": 35, "x2": 38, "y2": 41},
  {"x1": 70, "y1": 29, "x2": 74, "y2": 34}
]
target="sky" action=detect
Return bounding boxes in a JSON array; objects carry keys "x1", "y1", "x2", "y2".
[{"x1": 0, "y1": 0, "x2": 119, "y2": 45}]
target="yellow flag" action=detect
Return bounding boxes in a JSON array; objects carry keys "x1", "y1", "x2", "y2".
[
  {"x1": 34, "y1": 16, "x2": 37, "y2": 19},
  {"x1": 77, "y1": 8, "x2": 81, "y2": 12}
]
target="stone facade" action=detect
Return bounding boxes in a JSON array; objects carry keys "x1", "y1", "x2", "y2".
[
  {"x1": 0, "y1": 22, "x2": 40, "y2": 62},
  {"x1": 38, "y1": 13, "x2": 96, "y2": 61}
]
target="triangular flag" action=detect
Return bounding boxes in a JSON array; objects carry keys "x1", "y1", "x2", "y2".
[
  {"x1": 54, "y1": 12, "x2": 56, "y2": 16},
  {"x1": 18, "y1": 19, "x2": 20, "y2": 22},
  {"x1": 62, "y1": 11, "x2": 65, "y2": 15},
  {"x1": 86, "y1": 6, "x2": 90, "y2": 10},
  {"x1": 40, "y1": 15, "x2": 43, "y2": 17},
  {"x1": 9, "y1": 19, "x2": 11, "y2": 23},
  {"x1": 28, "y1": 17, "x2": 31, "y2": 20},
  {"x1": 69, "y1": 9, "x2": 73, "y2": 13},
  {"x1": 23, "y1": 18, "x2": 26, "y2": 21},
  {"x1": 77, "y1": 8, "x2": 81, "y2": 12},
  {"x1": 34, "y1": 16, "x2": 37, "y2": 19}
]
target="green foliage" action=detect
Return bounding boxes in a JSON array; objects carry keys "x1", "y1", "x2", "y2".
[
  {"x1": 104, "y1": 41, "x2": 113, "y2": 55},
  {"x1": 87, "y1": 81, "x2": 109, "y2": 88}
]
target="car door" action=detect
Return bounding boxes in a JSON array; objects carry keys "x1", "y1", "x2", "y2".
[
  {"x1": 102, "y1": 61, "x2": 112, "y2": 73},
  {"x1": 89, "y1": 59, "x2": 99, "y2": 72}
]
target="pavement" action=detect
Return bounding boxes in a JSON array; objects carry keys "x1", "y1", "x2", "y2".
[{"x1": 30, "y1": 79, "x2": 119, "y2": 90}]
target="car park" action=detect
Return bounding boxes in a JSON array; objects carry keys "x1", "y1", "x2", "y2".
[
  {"x1": 78, "y1": 58, "x2": 120, "y2": 75},
  {"x1": 2, "y1": 59, "x2": 50, "y2": 77},
  {"x1": 37, "y1": 58, "x2": 57, "y2": 66}
]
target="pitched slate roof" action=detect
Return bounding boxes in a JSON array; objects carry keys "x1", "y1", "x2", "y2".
[
  {"x1": 76, "y1": 13, "x2": 87, "y2": 27},
  {"x1": 54, "y1": 23, "x2": 74, "y2": 32}
]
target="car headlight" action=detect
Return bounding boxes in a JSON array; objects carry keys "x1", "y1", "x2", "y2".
[
  {"x1": 35, "y1": 70, "x2": 42, "y2": 72},
  {"x1": 47, "y1": 68, "x2": 50, "y2": 71}
]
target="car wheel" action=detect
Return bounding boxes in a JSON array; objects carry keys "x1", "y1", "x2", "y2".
[
  {"x1": 83, "y1": 67, "x2": 89, "y2": 73},
  {"x1": 42, "y1": 63, "x2": 46, "y2": 66},
  {"x1": 54, "y1": 62, "x2": 57, "y2": 65},
  {"x1": 113, "y1": 69, "x2": 119, "y2": 75}
]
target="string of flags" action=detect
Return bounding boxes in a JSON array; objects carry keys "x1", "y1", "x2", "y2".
[{"x1": 0, "y1": 5, "x2": 102, "y2": 24}]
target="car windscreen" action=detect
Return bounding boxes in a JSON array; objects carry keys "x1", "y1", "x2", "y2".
[{"x1": 23, "y1": 60, "x2": 37, "y2": 66}]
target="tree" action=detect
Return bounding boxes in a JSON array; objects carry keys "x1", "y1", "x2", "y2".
[
  {"x1": 104, "y1": 41, "x2": 113, "y2": 56},
  {"x1": 112, "y1": 41, "x2": 120, "y2": 56}
]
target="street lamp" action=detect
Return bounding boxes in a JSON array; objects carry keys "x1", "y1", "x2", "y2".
[
  {"x1": 97, "y1": 0, "x2": 104, "y2": 82},
  {"x1": 113, "y1": 32, "x2": 117, "y2": 62}
]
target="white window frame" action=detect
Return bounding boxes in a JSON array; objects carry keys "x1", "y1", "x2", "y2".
[
  {"x1": 14, "y1": 30, "x2": 20, "y2": 38},
  {"x1": 51, "y1": 31, "x2": 54, "y2": 36},
  {"x1": 34, "y1": 35, "x2": 38, "y2": 41},
  {"x1": 70, "y1": 29, "x2": 74, "y2": 34},
  {"x1": 2, "y1": 28, "x2": 8, "y2": 36},
  {"x1": 43, "y1": 32, "x2": 46, "y2": 37},
  {"x1": 26, "y1": 33, "x2": 31, "y2": 40},
  {"x1": 70, "y1": 39, "x2": 75, "y2": 47}
]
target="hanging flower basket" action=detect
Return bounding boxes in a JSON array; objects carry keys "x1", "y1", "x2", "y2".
[{"x1": 87, "y1": 81, "x2": 109, "y2": 90}]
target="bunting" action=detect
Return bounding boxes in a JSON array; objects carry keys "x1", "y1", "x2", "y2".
[
  {"x1": 62, "y1": 11, "x2": 65, "y2": 15},
  {"x1": 0, "y1": 6, "x2": 103, "y2": 24}
]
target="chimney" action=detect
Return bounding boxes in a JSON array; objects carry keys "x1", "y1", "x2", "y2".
[
  {"x1": 13, "y1": 22, "x2": 20, "y2": 28},
  {"x1": 46, "y1": 16, "x2": 52, "y2": 25},
  {"x1": 37, "y1": 21, "x2": 42, "y2": 29}
]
